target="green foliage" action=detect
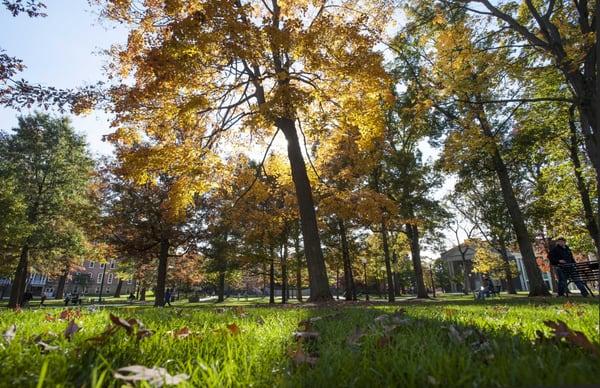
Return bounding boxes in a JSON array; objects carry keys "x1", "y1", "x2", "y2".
[{"x1": 0, "y1": 113, "x2": 95, "y2": 270}]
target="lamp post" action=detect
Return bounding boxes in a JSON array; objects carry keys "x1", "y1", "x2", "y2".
[{"x1": 361, "y1": 258, "x2": 369, "y2": 301}]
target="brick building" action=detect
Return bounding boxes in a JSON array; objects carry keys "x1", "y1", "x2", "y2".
[{"x1": 0, "y1": 259, "x2": 136, "y2": 299}]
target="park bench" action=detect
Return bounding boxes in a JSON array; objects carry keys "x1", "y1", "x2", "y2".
[
  {"x1": 559, "y1": 261, "x2": 599, "y2": 297},
  {"x1": 473, "y1": 285, "x2": 501, "y2": 300}
]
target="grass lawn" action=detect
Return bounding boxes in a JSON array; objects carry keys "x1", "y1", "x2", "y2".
[{"x1": 0, "y1": 294, "x2": 598, "y2": 387}]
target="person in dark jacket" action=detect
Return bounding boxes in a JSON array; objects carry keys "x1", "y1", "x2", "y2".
[{"x1": 548, "y1": 237, "x2": 589, "y2": 297}]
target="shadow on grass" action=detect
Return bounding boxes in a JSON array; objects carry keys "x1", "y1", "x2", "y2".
[{"x1": 281, "y1": 303, "x2": 599, "y2": 388}]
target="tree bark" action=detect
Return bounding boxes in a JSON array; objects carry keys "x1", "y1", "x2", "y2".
[
  {"x1": 294, "y1": 229, "x2": 303, "y2": 302},
  {"x1": 114, "y1": 279, "x2": 123, "y2": 298},
  {"x1": 154, "y1": 239, "x2": 169, "y2": 307},
  {"x1": 8, "y1": 245, "x2": 29, "y2": 308},
  {"x1": 217, "y1": 271, "x2": 225, "y2": 303},
  {"x1": 392, "y1": 252, "x2": 401, "y2": 296},
  {"x1": 281, "y1": 240, "x2": 288, "y2": 304},
  {"x1": 269, "y1": 254, "x2": 275, "y2": 304},
  {"x1": 140, "y1": 287, "x2": 146, "y2": 301},
  {"x1": 476, "y1": 107, "x2": 549, "y2": 296},
  {"x1": 277, "y1": 117, "x2": 332, "y2": 301},
  {"x1": 338, "y1": 219, "x2": 356, "y2": 300},
  {"x1": 406, "y1": 223, "x2": 428, "y2": 298},
  {"x1": 568, "y1": 107, "x2": 600, "y2": 255},
  {"x1": 381, "y1": 216, "x2": 395, "y2": 302},
  {"x1": 55, "y1": 266, "x2": 68, "y2": 300},
  {"x1": 499, "y1": 237, "x2": 516, "y2": 294}
]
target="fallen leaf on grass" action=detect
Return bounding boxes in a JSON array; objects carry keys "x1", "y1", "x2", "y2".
[
  {"x1": 110, "y1": 313, "x2": 133, "y2": 334},
  {"x1": 346, "y1": 326, "x2": 367, "y2": 347},
  {"x1": 287, "y1": 346, "x2": 318, "y2": 367},
  {"x1": 59, "y1": 309, "x2": 81, "y2": 321},
  {"x1": 109, "y1": 313, "x2": 153, "y2": 340},
  {"x1": 443, "y1": 308, "x2": 457, "y2": 318},
  {"x1": 64, "y1": 320, "x2": 80, "y2": 341},
  {"x1": 44, "y1": 314, "x2": 56, "y2": 322},
  {"x1": 172, "y1": 326, "x2": 190, "y2": 339},
  {"x1": 293, "y1": 331, "x2": 319, "y2": 341},
  {"x1": 544, "y1": 320, "x2": 599, "y2": 356},
  {"x1": 113, "y1": 365, "x2": 189, "y2": 387},
  {"x1": 36, "y1": 340, "x2": 59, "y2": 353},
  {"x1": 298, "y1": 316, "x2": 322, "y2": 332},
  {"x1": 3, "y1": 324, "x2": 16, "y2": 344},
  {"x1": 226, "y1": 323, "x2": 240, "y2": 335}
]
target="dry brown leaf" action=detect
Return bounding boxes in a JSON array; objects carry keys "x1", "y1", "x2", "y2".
[
  {"x1": 113, "y1": 365, "x2": 189, "y2": 387},
  {"x1": 44, "y1": 314, "x2": 56, "y2": 322},
  {"x1": 2, "y1": 324, "x2": 16, "y2": 344},
  {"x1": 110, "y1": 313, "x2": 133, "y2": 334},
  {"x1": 287, "y1": 346, "x2": 318, "y2": 367},
  {"x1": 544, "y1": 320, "x2": 600, "y2": 356},
  {"x1": 173, "y1": 326, "x2": 190, "y2": 339},
  {"x1": 64, "y1": 320, "x2": 80, "y2": 341},
  {"x1": 293, "y1": 331, "x2": 319, "y2": 341},
  {"x1": 226, "y1": 323, "x2": 240, "y2": 335}
]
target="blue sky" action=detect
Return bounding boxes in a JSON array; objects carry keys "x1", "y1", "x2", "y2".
[{"x1": 0, "y1": 1, "x2": 126, "y2": 156}]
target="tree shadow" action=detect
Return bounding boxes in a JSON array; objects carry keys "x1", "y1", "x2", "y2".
[{"x1": 284, "y1": 304, "x2": 600, "y2": 387}]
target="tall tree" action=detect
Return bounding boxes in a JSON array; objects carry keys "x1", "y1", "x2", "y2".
[
  {"x1": 98, "y1": 0, "x2": 394, "y2": 301},
  {"x1": 441, "y1": 0, "x2": 600, "y2": 188},
  {"x1": 0, "y1": 113, "x2": 94, "y2": 307},
  {"x1": 101, "y1": 159, "x2": 199, "y2": 307}
]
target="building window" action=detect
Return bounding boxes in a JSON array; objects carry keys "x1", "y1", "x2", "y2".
[
  {"x1": 97, "y1": 273, "x2": 103, "y2": 284},
  {"x1": 110, "y1": 260, "x2": 116, "y2": 269},
  {"x1": 100, "y1": 263, "x2": 105, "y2": 268},
  {"x1": 107, "y1": 273, "x2": 114, "y2": 284},
  {"x1": 89, "y1": 261, "x2": 95, "y2": 268},
  {"x1": 106, "y1": 288, "x2": 110, "y2": 294},
  {"x1": 127, "y1": 278, "x2": 132, "y2": 285},
  {"x1": 95, "y1": 287, "x2": 100, "y2": 294}
]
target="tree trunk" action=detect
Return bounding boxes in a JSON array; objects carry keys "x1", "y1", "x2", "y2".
[
  {"x1": 568, "y1": 107, "x2": 600, "y2": 255},
  {"x1": 55, "y1": 268, "x2": 68, "y2": 300},
  {"x1": 8, "y1": 245, "x2": 29, "y2": 308},
  {"x1": 217, "y1": 271, "x2": 225, "y2": 303},
  {"x1": 277, "y1": 117, "x2": 331, "y2": 301},
  {"x1": 281, "y1": 240, "x2": 288, "y2": 304},
  {"x1": 499, "y1": 238, "x2": 516, "y2": 294},
  {"x1": 392, "y1": 252, "x2": 401, "y2": 296},
  {"x1": 154, "y1": 239, "x2": 169, "y2": 307},
  {"x1": 406, "y1": 223, "x2": 428, "y2": 298},
  {"x1": 114, "y1": 279, "x2": 123, "y2": 298},
  {"x1": 477, "y1": 108, "x2": 549, "y2": 296},
  {"x1": 461, "y1": 257, "x2": 470, "y2": 295},
  {"x1": 295, "y1": 230, "x2": 303, "y2": 302},
  {"x1": 338, "y1": 219, "x2": 356, "y2": 301},
  {"x1": 140, "y1": 287, "x2": 146, "y2": 301},
  {"x1": 269, "y1": 255, "x2": 275, "y2": 304},
  {"x1": 381, "y1": 216, "x2": 395, "y2": 302}
]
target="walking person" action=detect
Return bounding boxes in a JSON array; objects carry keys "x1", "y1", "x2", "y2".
[
  {"x1": 548, "y1": 237, "x2": 589, "y2": 297},
  {"x1": 164, "y1": 288, "x2": 172, "y2": 307}
]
